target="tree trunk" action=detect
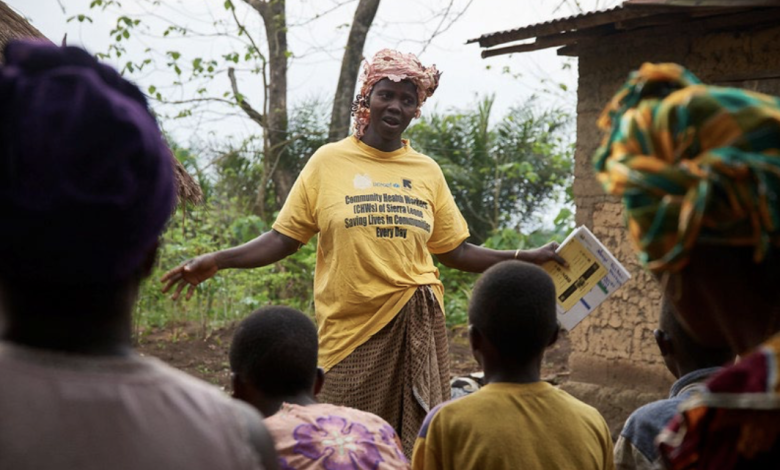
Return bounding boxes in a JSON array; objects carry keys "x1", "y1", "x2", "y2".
[
  {"x1": 327, "y1": 0, "x2": 381, "y2": 142},
  {"x1": 247, "y1": 0, "x2": 292, "y2": 211},
  {"x1": 0, "y1": 1, "x2": 51, "y2": 62},
  {"x1": 244, "y1": 0, "x2": 381, "y2": 212}
]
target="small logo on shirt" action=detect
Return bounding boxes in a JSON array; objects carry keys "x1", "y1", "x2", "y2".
[
  {"x1": 373, "y1": 181, "x2": 400, "y2": 188},
  {"x1": 353, "y1": 173, "x2": 372, "y2": 190},
  {"x1": 403, "y1": 179, "x2": 412, "y2": 189}
]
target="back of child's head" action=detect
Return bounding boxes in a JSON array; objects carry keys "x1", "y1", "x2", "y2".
[
  {"x1": 469, "y1": 261, "x2": 558, "y2": 363},
  {"x1": 659, "y1": 297, "x2": 734, "y2": 369},
  {"x1": 229, "y1": 306, "x2": 318, "y2": 397}
]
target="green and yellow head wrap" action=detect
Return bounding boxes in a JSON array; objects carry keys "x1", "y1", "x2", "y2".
[{"x1": 594, "y1": 63, "x2": 780, "y2": 273}]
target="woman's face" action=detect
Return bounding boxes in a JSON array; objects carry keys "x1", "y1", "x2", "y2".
[{"x1": 366, "y1": 78, "x2": 418, "y2": 142}]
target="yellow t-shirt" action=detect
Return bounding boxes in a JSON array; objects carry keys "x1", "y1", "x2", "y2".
[
  {"x1": 273, "y1": 136, "x2": 470, "y2": 371},
  {"x1": 412, "y1": 382, "x2": 615, "y2": 470}
]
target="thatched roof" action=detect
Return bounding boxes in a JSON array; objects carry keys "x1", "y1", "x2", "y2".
[
  {"x1": 0, "y1": 1, "x2": 203, "y2": 206},
  {"x1": 171, "y1": 151, "x2": 204, "y2": 205},
  {"x1": 0, "y1": 1, "x2": 50, "y2": 61}
]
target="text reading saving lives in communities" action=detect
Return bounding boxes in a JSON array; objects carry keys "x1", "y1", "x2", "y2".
[{"x1": 344, "y1": 193, "x2": 431, "y2": 238}]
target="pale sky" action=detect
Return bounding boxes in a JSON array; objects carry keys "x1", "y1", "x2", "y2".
[{"x1": 6, "y1": 0, "x2": 618, "y2": 148}]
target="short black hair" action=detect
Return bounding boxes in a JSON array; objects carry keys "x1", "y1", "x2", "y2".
[
  {"x1": 229, "y1": 306, "x2": 318, "y2": 397},
  {"x1": 469, "y1": 261, "x2": 558, "y2": 362},
  {"x1": 659, "y1": 296, "x2": 733, "y2": 368}
]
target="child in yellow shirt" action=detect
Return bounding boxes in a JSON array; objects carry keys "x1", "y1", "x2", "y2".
[{"x1": 412, "y1": 261, "x2": 615, "y2": 470}]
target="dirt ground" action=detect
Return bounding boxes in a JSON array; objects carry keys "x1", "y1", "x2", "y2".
[{"x1": 136, "y1": 322, "x2": 571, "y2": 391}]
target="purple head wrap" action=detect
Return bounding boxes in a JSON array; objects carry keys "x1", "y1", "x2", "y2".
[{"x1": 0, "y1": 40, "x2": 175, "y2": 284}]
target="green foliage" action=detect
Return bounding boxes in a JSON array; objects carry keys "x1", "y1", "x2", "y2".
[
  {"x1": 406, "y1": 95, "x2": 574, "y2": 244},
  {"x1": 213, "y1": 139, "x2": 265, "y2": 213},
  {"x1": 137, "y1": 200, "x2": 317, "y2": 335},
  {"x1": 134, "y1": 102, "x2": 329, "y2": 331},
  {"x1": 286, "y1": 100, "x2": 330, "y2": 175}
]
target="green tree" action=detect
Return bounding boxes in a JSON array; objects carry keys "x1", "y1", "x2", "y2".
[{"x1": 406, "y1": 96, "x2": 573, "y2": 244}]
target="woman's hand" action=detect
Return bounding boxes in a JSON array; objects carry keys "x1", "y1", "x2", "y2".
[
  {"x1": 160, "y1": 253, "x2": 219, "y2": 300},
  {"x1": 160, "y1": 229, "x2": 302, "y2": 300},
  {"x1": 522, "y1": 241, "x2": 568, "y2": 267}
]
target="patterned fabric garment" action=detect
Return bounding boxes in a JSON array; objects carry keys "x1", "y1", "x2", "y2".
[
  {"x1": 657, "y1": 333, "x2": 780, "y2": 469},
  {"x1": 317, "y1": 286, "x2": 450, "y2": 459},
  {"x1": 265, "y1": 402, "x2": 409, "y2": 470},
  {"x1": 593, "y1": 62, "x2": 780, "y2": 273}
]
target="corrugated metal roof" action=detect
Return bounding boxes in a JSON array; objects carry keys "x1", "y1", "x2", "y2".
[
  {"x1": 468, "y1": 0, "x2": 778, "y2": 50},
  {"x1": 625, "y1": 0, "x2": 780, "y2": 6},
  {"x1": 467, "y1": 4, "x2": 655, "y2": 48}
]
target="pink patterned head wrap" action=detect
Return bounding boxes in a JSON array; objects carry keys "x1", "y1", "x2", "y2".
[{"x1": 351, "y1": 49, "x2": 441, "y2": 138}]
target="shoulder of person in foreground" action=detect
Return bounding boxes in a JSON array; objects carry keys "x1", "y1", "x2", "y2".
[
  {"x1": 411, "y1": 392, "x2": 480, "y2": 470},
  {"x1": 619, "y1": 299, "x2": 734, "y2": 469},
  {"x1": 551, "y1": 387, "x2": 616, "y2": 470},
  {"x1": 145, "y1": 358, "x2": 279, "y2": 470},
  {"x1": 614, "y1": 398, "x2": 683, "y2": 470},
  {"x1": 552, "y1": 386, "x2": 614, "y2": 436}
]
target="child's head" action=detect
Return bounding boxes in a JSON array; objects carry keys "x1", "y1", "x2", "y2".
[
  {"x1": 654, "y1": 296, "x2": 735, "y2": 379},
  {"x1": 229, "y1": 306, "x2": 322, "y2": 415},
  {"x1": 468, "y1": 261, "x2": 558, "y2": 371}
]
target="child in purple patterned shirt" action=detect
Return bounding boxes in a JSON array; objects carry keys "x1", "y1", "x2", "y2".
[{"x1": 230, "y1": 306, "x2": 409, "y2": 469}]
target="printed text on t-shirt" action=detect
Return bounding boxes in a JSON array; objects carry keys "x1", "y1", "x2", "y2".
[{"x1": 344, "y1": 192, "x2": 431, "y2": 238}]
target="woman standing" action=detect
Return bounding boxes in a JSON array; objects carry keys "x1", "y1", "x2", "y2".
[{"x1": 162, "y1": 49, "x2": 563, "y2": 455}]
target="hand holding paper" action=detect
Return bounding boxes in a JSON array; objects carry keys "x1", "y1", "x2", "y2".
[{"x1": 541, "y1": 226, "x2": 631, "y2": 330}]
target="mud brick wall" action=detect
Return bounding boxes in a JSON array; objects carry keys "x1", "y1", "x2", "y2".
[{"x1": 561, "y1": 22, "x2": 780, "y2": 438}]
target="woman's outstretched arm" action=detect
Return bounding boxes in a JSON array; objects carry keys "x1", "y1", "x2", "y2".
[
  {"x1": 435, "y1": 241, "x2": 566, "y2": 273},
  {"x1": 160, "y1": 229, "x2": 302, "y2": 300}
]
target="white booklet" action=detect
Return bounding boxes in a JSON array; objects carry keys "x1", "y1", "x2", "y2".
[{"x1": 541, "y1": 225, "x2": 631, "y2": 330}]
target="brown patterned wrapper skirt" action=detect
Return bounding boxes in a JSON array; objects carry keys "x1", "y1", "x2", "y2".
[{"x1": 317, "y1": 285, "x2": 451, "y2": 459}]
